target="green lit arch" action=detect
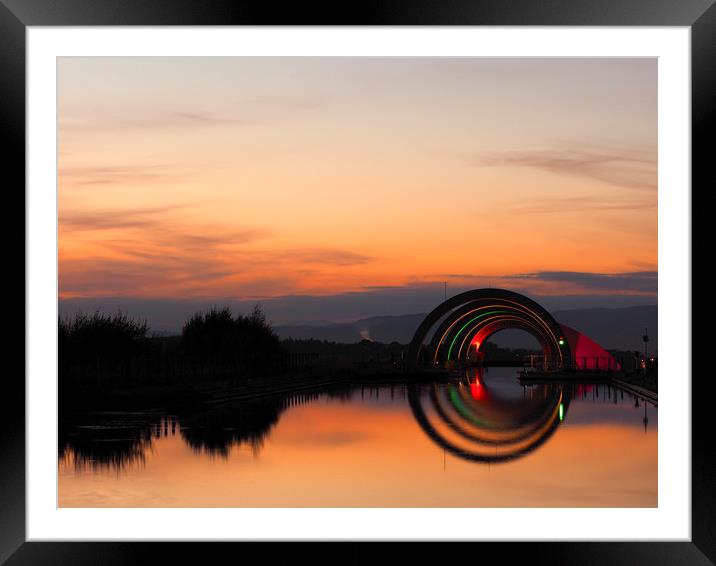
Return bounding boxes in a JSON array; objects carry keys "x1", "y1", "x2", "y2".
[{"x1": 405, "y1": 288, "x2": 571, "y2": 372}]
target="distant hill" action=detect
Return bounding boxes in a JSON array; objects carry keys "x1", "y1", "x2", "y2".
[
  {"x1": 275, "y1": 314, "x2": 426, "y2": 344},
  {"x1": 275, "y1": 305, "x2": 657, "y2": 353}
]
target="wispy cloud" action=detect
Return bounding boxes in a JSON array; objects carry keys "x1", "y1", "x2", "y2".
[
  {"x1": 59, "y1": 205, "x2": 375, "y2": 298},
  {"x1": 60, "y1": 205, "x2": 184, "y2": 229},
  {"x1": 504, "y1": 196, "x2": 656, "y2": 215},
  {"x1": 476, "y1": 148, "x2": 656, "y2": 191},
  {"x1": 267, "y1": 248, "x2": 373, "y2": 267},
  {"x1": 60, "y1": 111, "x2": 256, "y2": 133},
  {"x1": 440, "y1": 271, "x2": 657, "y2": 296},
  {"x1": 59, "y1": 164, "x2": 191, "y2": 186},
  {"x1": 62, "y1": 205, "x2": 270, "y2": 251},
  {"x1": 509, "y1": 271, "x2": 657, "y2": 293}
]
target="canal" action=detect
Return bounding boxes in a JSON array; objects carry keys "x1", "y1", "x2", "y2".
[{"x1": 59, "y1": 367, "x2": 657, "y2": 507}]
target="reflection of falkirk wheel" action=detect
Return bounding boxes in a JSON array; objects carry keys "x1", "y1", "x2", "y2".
[
  {"x1": 406, "y1": 288, "x2": 572, "y2": 372},
  {"x1": 408, "y1": 369, "x2": 570, "y2": 464}
]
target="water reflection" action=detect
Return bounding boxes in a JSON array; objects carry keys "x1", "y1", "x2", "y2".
[
  {"x1": 408, "y1": 368, "x2": 567, "y2": 463},
  {"x1": 59, "y1": 372, "x2": 655, "y2": 474},
  {"x1": 180, "y1": 397, "x2": 285, "y2": 457},
  {"x1": 59, "y1": 413, "x2": 159, "y2": 471},
  {"x1": 59, "y1": 387, "x2": 358, "y2": 469}
]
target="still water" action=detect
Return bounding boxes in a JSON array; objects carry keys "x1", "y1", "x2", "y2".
[{"x1": 58, "y1": 368, "x2": 657, "y2": 507}]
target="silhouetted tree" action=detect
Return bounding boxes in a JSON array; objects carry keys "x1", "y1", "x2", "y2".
[
  {"x1": 181, "y1": 305, "x2": 281, "y2": 376},
  {"x1": 59, "y1": 311, "x2": 148, "y2": 385}
]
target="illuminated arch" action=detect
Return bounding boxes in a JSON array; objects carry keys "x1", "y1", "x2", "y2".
[{"x1": 406, "y1": 288, "x2": 571, "y2": 372}]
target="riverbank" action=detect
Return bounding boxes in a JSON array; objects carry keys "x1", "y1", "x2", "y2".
[
  {"x1": 611, "y1": 377, "x2": 658, "y2": 405},
  {"x1": 518, "y1": 369, "x2": 614, "y2": 383},
  {"x1": 59, "y1": 366, "x2": 462, "y2": 413},
  {"x1": 614, "y1": 371, "x2": 658, "y2": 394},
  {"x1": 518, "y1": 369, "x2": 657, "y2": 403},
  {"x1": 60, "y1": 369, "x2": 353, "y2": 413},
  {"x1": 61, "y1": 365, "x2": 658, "y2": 414}
]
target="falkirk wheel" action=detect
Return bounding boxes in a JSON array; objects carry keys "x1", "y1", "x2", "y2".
[{"x1": 405, "y1": 288, "x2": 574, "y2": 372}]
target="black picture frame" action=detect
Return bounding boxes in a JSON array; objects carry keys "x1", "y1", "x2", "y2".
[{"x1": 3, "y1": 0, "x2": 710, "y2": 563}]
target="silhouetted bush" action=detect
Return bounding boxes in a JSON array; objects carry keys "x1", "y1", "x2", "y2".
[
  {"x1": 181, "y1": 305, "x2": 281, "y2": 375},
  {"x1": 59, "y1": 311, "x2": 148, "y2": 384},
  {"x1": 59, "y1": 305, "x2": 287, "y2": 390}
]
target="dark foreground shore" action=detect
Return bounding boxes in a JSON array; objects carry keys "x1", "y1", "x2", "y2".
[
  {"x1": 615, "y1": 370, "x2": 658, "y2": 394},
  {"x1": 520, "y1": 369, "x2": 657, "y2": 404},
  {"x1": 62, "y1": 365, "x2": 657, "y2": 414},
  {"x1": 59, "y1": 367, "x2": 460, "y2": 413},
  {"x1": 60, "y1": 370, "x2": 350, "y2": 413}
]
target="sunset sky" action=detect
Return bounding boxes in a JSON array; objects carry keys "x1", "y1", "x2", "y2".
[{"x1": 58, "y1": 57, "x2": 657, "y2": 325}]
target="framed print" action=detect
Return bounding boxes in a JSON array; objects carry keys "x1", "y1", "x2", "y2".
[{"x1": 3, "y1": 0, "x2": 711, "y2": 563}]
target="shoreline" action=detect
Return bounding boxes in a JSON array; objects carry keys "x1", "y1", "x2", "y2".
[
  {"x1": 519, "y1": 369, "x2": 657, "y2": 401},
  {"x1": 59, "y1": 368, "x2": 456, "y2": 413},
  {"x1": 611, "y1": 377, "x2": 658, "y2": 405},
  {"x1": 61, "y1": 366, "x2": 658, "y2": 414}
]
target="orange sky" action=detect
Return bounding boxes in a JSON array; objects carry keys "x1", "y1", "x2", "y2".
[{"x1": 58, "y1": 58, "x2": 657, "y2": 301}]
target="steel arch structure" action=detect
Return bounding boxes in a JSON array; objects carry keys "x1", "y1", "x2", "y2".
[{"x1": 405, "y1": 288, "x2": 572, "y2": 372}]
